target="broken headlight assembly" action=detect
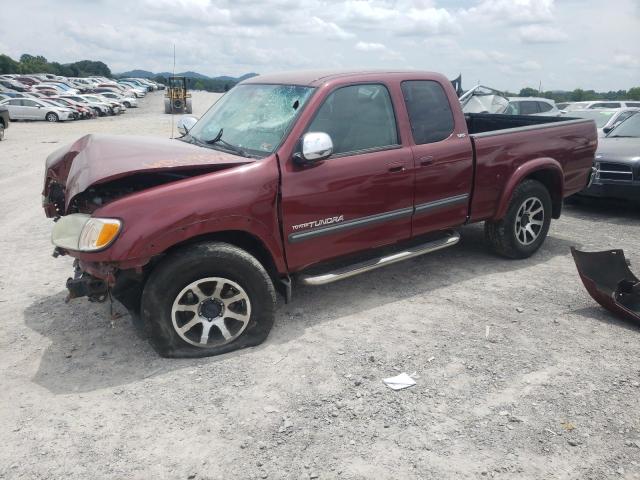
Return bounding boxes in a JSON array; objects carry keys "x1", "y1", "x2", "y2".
[{"x1": 51, "y1": 214, "x2": 122, "y2": 252}]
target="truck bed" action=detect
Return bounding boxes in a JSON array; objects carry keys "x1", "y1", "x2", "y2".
[
  {"x1": 465, "y1": 113, "x2": 598, "y2": 222},
  {"x1": 465, "y1": 113, "x2": 573, "y2": 135}
]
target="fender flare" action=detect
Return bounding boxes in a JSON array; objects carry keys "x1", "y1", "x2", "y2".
[
  {"x1": 493, "y1": 157, "x2": 564, "y2": 221},
  {"x1": 137, "y1": 215, "x2": 288, "y2": 274}
]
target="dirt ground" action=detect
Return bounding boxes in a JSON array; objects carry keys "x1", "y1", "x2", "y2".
[{"x1": 1, "y1": 91, "x2": 639, "y2": 480}]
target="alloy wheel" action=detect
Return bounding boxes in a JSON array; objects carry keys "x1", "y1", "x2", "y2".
[
  {"x1": 171, "y1": 277, "x2": 251, "y2": 348},
  {"x1": 514, "y1": 197, "x2": 544, "y2": 246}
]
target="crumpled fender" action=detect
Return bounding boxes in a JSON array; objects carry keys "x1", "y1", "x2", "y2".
[{"x1": 571, "y1": 247, "x2": 640, "y2": 323}]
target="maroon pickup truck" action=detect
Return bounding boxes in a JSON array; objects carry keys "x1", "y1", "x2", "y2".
[{"x1": 43, "y1": 70, "x2": 597, "y2": 357}]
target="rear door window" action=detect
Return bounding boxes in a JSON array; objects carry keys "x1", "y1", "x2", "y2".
[
  {"x1": 537, "y1": 102, "x2": 553, "y2": 113},
  {"x1": 307, "y1": 84, "x2": 398, "y2": 155},
  {"x1": 626, "y1": 102, "x2": 640, "y2": 107},
  {"x1": 401, "y1": 80, "x2": 454, "y2": 144},
  {"x1": 519, "y1": 101, "x2": 539, "y2": 115}
]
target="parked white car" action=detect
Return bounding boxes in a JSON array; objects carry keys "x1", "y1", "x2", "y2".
[
  {"x1": 505, "y1": 97, "x2": 562, "y2": 116},
  {"x1": 99, "y1": 91, "x2": 138, "y2": 108},
  {"x1": 0, "y1": 97, "x2": 74, "y2": 122},
  {"x1": 565, "y1": 100, "x2": 640, "y2": 111},
  {"x1": 566, "y1": 108, "x2": 640, "y2": 137},
  {"x1": 118, "y1": 81, "x2": 147, "y2": 97}
]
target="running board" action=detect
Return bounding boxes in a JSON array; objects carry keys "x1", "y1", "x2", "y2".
[{"x1": 300, "y1": 230, "x2": 460, "y2": 286}]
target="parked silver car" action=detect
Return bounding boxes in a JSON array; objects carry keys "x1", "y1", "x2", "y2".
[
  {"x1": 0, "y1": 97, "x2": 74, "y2": 122},
  {"x1": 567, "y1": 108, "x2": 640, "y2": 137}
]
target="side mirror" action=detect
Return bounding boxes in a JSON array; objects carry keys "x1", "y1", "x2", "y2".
[
  {"x1": 294, "y1": 132, "x2": 333, "y2": 166},
  {"x1": 177, "y1": 115, "x2": 198, "y2": 135}
]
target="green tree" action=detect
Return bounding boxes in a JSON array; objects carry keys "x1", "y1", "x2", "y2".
[
  {"x1": 0, "y1": 54, "x2": 21, "y2": 74},
  {"x1": 627, "y1": 87, "x2": 640, "y2": 100},
  {"x1": 519, "y1": 87, "x2": 539, "y2": 97}
]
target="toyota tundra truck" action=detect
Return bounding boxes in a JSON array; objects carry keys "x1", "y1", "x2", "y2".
[{"x1": 42, "y1": 70, "x2": 597, "y2": 357}]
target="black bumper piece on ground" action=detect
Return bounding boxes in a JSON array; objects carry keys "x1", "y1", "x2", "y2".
[{"x1": 571, "y1": 248, "x2": 640, "y2": 324}]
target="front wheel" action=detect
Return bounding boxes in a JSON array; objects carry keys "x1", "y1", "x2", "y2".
[
  {"x1": 45, "y1": 112, "x2": 59, "y2": 122},
  {"x1": 140, "y1": 242, "x2": 276, "y2": 358},
  {"x1": 484, "y1": 179, "x2": 552, "y2": 259},
  {"x1": 0, "y1": 123, "x2": 4, "y2": 141}
]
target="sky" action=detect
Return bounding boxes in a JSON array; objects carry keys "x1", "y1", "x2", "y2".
[{"x1": 0, "y1": 0, "x2": 639, "y2": 91}]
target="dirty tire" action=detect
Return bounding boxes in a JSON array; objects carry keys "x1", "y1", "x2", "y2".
[
  {"x1": 141, "y1": 242, "x2": 276, "y2": 358},
  {"x1": 484, "y1": 179, "x2": 552, "y2": 259},
  {"x1": 45, "y1": 112, "x2": 58, "y2": 122},
  {"x1": 0, "y1": 123, "x2": 4, "y2": 141}
]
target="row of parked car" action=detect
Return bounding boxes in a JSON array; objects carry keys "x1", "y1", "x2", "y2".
[{"x1": 0, "y1": 74, "x2": 164, "y2": 130}]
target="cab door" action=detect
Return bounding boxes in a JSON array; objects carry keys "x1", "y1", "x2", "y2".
[
  {"x1": 280, "y1": 83, "x2": 414, "y2": 271},
  {"x1": 400, "y1": 80, "x2": 474, "y2": 235}
]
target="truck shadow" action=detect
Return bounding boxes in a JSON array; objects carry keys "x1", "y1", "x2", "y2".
[
  {"x1": 564, "y1": 196, "x2": 640, "y2": 224},
  {"x1": 25, "y1": 223, "x2": 582, "y2": 394}
]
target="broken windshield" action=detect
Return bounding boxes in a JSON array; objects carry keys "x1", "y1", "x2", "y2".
[{"x1": 188, "y1": 84, "x2": 315, "y2": 156}]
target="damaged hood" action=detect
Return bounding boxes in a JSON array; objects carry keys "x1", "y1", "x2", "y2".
[{"x1": 44, "y1": 134, "x2": 254, "y2": 211}]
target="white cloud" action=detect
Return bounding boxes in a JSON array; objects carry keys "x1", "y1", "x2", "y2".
[
  {"x1": 462, "y1": 0, "x2": 556, "y2": 26},
  {"x1": 612, "y1": 53, "x2": 640, "y2": 69},
  {"x1": 518, "y1": 25, "x2": 568, "y2": 43},
  {"x1": 355, "y1": 42, "x2": 387, "y2": 52}
]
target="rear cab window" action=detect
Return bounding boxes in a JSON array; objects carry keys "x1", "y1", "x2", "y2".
[
  {"x1": 306, "y1": 84, "x2": 399, "y2": 155},
  {"x1": 400, "y1": 80, "x2": 454, "y2": 144}
]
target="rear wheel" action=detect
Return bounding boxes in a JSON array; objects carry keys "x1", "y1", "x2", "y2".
[
  {"x1": 141, "y1": 242, "x2": 276, "y2": 357},
  {"x1": 484, "y1": 179, "x2": 552, "y2": 259},
  {"x1": 45, "y1": 112, "x2": 59, "y2": 122}
]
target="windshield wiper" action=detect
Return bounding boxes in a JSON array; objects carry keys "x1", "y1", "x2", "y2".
[
  {"x1": 609, "y1": 135, "x2": 635, "y2": 138},
  {"x1": 204, "y1": 128, "x2": 249, "y2": 157}
]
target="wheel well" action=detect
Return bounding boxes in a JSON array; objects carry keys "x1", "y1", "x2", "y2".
[
  {"x1": 162, "y1": 230, "x2": 283, "y2": 290},
  {"x1": 525, "y1": 169, "x2": 563, "y2": 218}
]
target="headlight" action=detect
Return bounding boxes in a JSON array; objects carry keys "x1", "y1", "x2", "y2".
[{"x1": 51, "y1": 214, "x2": 122, "y2": 252}]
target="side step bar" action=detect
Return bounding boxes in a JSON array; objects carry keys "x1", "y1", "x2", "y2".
[{"x1": 300, "y1": 230, "x2": 460, "y2": 286}]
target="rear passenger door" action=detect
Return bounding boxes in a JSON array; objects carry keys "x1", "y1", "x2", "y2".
[
  {"x1": 400, "y1": 80, "x2": 474, "y2": 236},
  {"x1": 21, "y1": 99, "x2": 41, "y2": 120}
]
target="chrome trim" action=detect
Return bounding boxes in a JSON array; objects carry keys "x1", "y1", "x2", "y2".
[
  {"x1": 470, "y1": 118, "x2": 593, "y2": 139},
  {"x1": 414, "y1": 194, "x2": 469, "y2": 214},
  {"x1": 300, "y1": 231, "x2": 460, "y2": 285},
  {"x1": 289, "y1": 193, "x2": 470, "y2": 243},
  {"x1": 288, "y1": 207, "x2": 413, "y2": 243}
]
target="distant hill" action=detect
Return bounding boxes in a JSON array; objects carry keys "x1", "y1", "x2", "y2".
[
  {"x1": 118, "y1": 70, "x2": 259, "y2": 83},
  {"x1": 119, "y1": 69, "x2": 156, "y2": 78}
]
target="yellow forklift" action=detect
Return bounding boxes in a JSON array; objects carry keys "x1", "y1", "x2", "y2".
[{"x1": 164, "y1": 76, "x2": 192, "y2": 114}]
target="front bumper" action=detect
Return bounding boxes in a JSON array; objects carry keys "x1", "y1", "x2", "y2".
[{"x1": 581, "y1": 181, "x2": 640, "y2": 201}]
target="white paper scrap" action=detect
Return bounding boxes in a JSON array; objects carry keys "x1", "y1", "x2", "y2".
[{"x1": 383, "y1": 372, "x2": 416, "y2": 390}]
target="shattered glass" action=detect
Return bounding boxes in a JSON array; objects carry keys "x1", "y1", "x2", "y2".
[{"x1": 189, "y1": 84, "x2": 315, "y2": 155}]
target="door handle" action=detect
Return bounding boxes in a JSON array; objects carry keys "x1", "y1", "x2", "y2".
[
  {"x1": 388, "y1": 165, "x2": 405, "y2": 173},
  {"x1": 419, "y1": 155, "x2": 434, "y2": 166}
]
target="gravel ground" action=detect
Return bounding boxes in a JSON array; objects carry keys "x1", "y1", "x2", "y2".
[{"x1": 1, "y1": 91, "x2": 639, "y2": 480}]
